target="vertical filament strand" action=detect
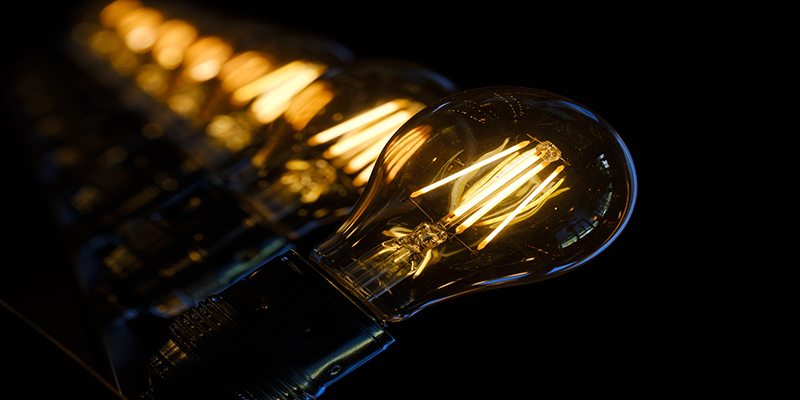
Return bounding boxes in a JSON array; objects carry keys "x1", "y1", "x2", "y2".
[
  {"x1": 455, "y1": 160, "x2": 548, "y2": 233},
  {"x1": 478, "y1": 166, "x2": 564, "y2": 250},
  {"x1": 446, "y1": 147, "x2": 542, "y2": 225}
]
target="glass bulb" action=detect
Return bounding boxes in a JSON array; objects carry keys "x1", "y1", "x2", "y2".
[
  {"x1": 312, "y1": 86, "x2": 637, "y2": 322},
  {"x1": 86, "y1": 59, "x2": 456, "y2": 318},
  {"x1": 224, "y1": 59, "x2": 458, "y2": 240},
  {"x1": 141, "y1": 86, "x2": 636, "y2": 400}
]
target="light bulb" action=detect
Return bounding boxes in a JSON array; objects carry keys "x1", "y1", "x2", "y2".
[
  {"x1": 141, "y1": 86, "x2": 636, "y2": 399},
  {"x1": 311, "y1": 86, "x2": 636, "y2": 321},
  {"x1": 51, "y1": 2, "x2": 352, "y2": 240},
  {"x1": 86, "y1": 60, "x2": 456, "y2": 318}
]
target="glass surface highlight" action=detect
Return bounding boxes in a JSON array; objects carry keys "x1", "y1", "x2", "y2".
[{"x1": 312, "y1": 87, "x2": 637, "y2": 322}]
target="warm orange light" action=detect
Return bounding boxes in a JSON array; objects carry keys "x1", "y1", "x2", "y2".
[
  {"x1": 99, "y1": 0, "x2": 142, "y2": 28},
  {"x1": 136, "y1": 64, "x2": 169, "y2": 95},
  {"x1": 383, "y1": 125, "x2": 431, "y2": 184},
  {"x1": 249, "y1": 83, "x2": 332, "y2": 168},
  {"x1": 303, "y1": 99, "x2": 426, "y2": 187},
  {"x1": 478, "y1": 169, "x2": 564, "y2": 250},
  {"x1": 88, "y1": 30, "x2": 123, "y2": 57},
  {"x1": 116, "y1": 8, "x2": 163, "y2": 53},
  {"x1": 153, "y1": 20, "x2": 198, "y2": 69},
  {"x1": 220, "y1": 52, "x2": 273, "y2": 93},
  {"x1": 410, "y1": 140, "x2": 531, "y2": 198},
  {"x1": 307, "y1": 99, "x2": 410, "y2": 146},
  {"x1": 232, "y1": 61, "x2": 324, "y2": 107},
  {"x1": 283, "y1": 82, "x2": 334, "y2": 131},
  {"x1": 249, "y1": 63, "x2": 327, "y2": 124},
  {"x1": 447, "y1": 150, "x2": 546, "y2": 230},
  {"x1": 181, "y1": 37, "x2": 233, "y2": 82}
]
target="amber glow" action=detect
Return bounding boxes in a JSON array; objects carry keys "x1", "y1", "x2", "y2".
[
  {"x1": 382, "y1": 125, "x2": 431, "y2": 184},
  {"x1": 306, "y1": 99, "x2": 424, "y2": 187},
  {"x1": 116, "y1": 8, "x2": 163, "y2": 53},
  {"x1": 89, "y1": 30, "x2": 122, "y2": 56},
  {"x1": 454, "y1": 160, "x2": 549, "y2": 234},
  {"x1": 478, "y1": 168, "x2": 564, "y2": 250},
  {"x1": 325, "y1": 110, "x2": 413, "y2": 160},
  {"x1": 338, "y1": 110, "x2": 413, "y2": 173},
  {"x1": 410, "y1": 140, "x2": 531, "y2": 198},
  {"x1": 283, "y1": 82, "x2": 334, "y2": 131},
  {"x1": 447, "y1": 148, "x2": 547, "y2": 230},
  {"x1": 410, "y1": 140, "x2": 568, "y2": 249},
  {"x1": 232, "y1": 61, "x2": 324, "y2": 107},
  {"x1": 153, "y1": 20, "x2": 198, "y2": 69},
  {"x1": 248, "y1": 83, "x2": 334, "y2": 168},
  {"x1": 307, "y1": 99, "x2": 410, "y2": 146},
  {"x1": 99, "y1": 0, "x2": 142, "y2": 28},
  {"x1": 220, "y1": 52, "x2": 273, "y2": 93},
  {"x1": 205, "y1": 115, "x2": 253, "y2": 151},
  {"x1": 181, "y1": 37, "x2": 233, "y2": 82},
  {"x1": 249, "y1": 63, "x2": 327, "y2": 124},
  {"x1": 352, "y1": 164, "x2": 376, "y2": 188}
]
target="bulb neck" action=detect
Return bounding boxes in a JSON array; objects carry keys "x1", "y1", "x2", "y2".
[{"x1": 141, "y1": 250, "x2": 394, "y2": 400}]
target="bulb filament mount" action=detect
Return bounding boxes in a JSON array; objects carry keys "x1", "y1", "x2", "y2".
[{"x1": 340, "y1": 139, "x2": 569, "y2": 302}]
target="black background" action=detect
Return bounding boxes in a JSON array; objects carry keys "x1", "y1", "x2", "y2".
[{"x1": 0, "y1": 1, "x2": 790, "y2": 399}]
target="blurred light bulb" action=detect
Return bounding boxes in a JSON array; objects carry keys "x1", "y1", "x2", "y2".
[
  {"x1": 142, "y1": 86, "x2": 636, "y2": 399},
  {"x1": 57, "y1": 4, "x2": 353, "y2": 239},
  {"x1": 151, "y1": 19, "x2": 198, "y2": 70},
  {"x1": 87, "y1": 60, "x2": 456, "y2": 319}
]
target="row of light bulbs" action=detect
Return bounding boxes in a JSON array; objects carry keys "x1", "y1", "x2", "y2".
[{"x1": 15, "y1": 1, "x2": 637, "y2": 399}]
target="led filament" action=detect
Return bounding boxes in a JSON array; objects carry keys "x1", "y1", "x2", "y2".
[
  {"x1": 138, "y1": 87, "x2": 635, "y2": 400},
  {"x1": 312, "y1": 87, "x2": 637, "y2": 322},
  {"x1": 341, "y1": 139, "x2": 568, "y2": 300},
  {"x1": 226, "y1": 60, "x2": 456, "y2": 241},
  {"x1": 246, "y1": 97, "x2": 424, "y2": 227},
  {"x1": 77, "y1": 0, "x2": 352, "y2": 151},
  {"x1": 310, "y1": 98, "x2": 425, "y2": 186}
]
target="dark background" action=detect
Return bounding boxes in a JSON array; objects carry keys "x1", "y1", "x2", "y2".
[{"x1": 0, "y1": 1, "x2": 789, "y2": 399}]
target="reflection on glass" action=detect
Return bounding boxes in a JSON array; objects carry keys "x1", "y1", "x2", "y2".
[
  {"x1": 87, "y1": 60, "x2": 455, "y2": 318},
  {"x1": 70, "y1": 0, "x2": 354, "y2": 175},
  {"x1": 311, "y1": 87, "x2": 637, "y2": 322},
  {"x1": 226, "y1": 60, "x2": 457, "y2": 240}
]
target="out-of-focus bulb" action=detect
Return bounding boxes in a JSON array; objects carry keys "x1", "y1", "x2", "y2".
[
  {"x1": 142, "y1": 86, "x2": 636, "y2": 400},
  {"x1": 313, "y1": 86, "x2": 637, "y2": 321},
  {"x1": 89, "y1": 60, "x2": 456, "y2": 319},
  {"x1": 224, "y1": 59, "x2": 458, "y2": 240}
]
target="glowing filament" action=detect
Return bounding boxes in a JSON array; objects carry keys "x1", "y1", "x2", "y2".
[
  {"x1": 100, "y1": 1, "x2": 142, "y2": 28},
  {"x1": 284, "y1": 82, "x2": 334, "y2": 130},
  {"x1": 326, "y1": 110, "x2": 412, "y2": 160},
  {"x1": 384, "y1": 125, "x2": 431, "y2": 183},
  {"x1": 352, "y1": 163, "x2": 375, "y2": 187},
  {"x1": 342, "y1": 129, "x2": 395, "y2": 174},
  {"x1": 233, "y1": 61, "x2": 323, "y2": 106},
  {"x1": 447, "y1": 147, "x2": 544, "y2": 225},
  {"x1": 454, "y1": 160, "x2": 548, "y2": 234},
  {"x1": 478, "y1": 166, "x2": 564, "y2": 250},
  {"x1": 250, "y1": 64, "x2": 326, "y2": 124},
  {"x1": 408, "y1": 140, "x2": 567, "y2": 252},
  {"x1": 411, "y1": 140, "x2": 530, "y2": 198},
  {"x1": 307, "y1": 99, "x2": 410, "y2": 146}
]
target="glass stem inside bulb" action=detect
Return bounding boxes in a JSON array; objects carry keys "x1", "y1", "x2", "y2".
[
  {"x1": 342, "y1": 222, "x2": 447, "y2": 300},
  {"x1": 338, "y1": 140, "x2": 569, "y2": 303}
]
